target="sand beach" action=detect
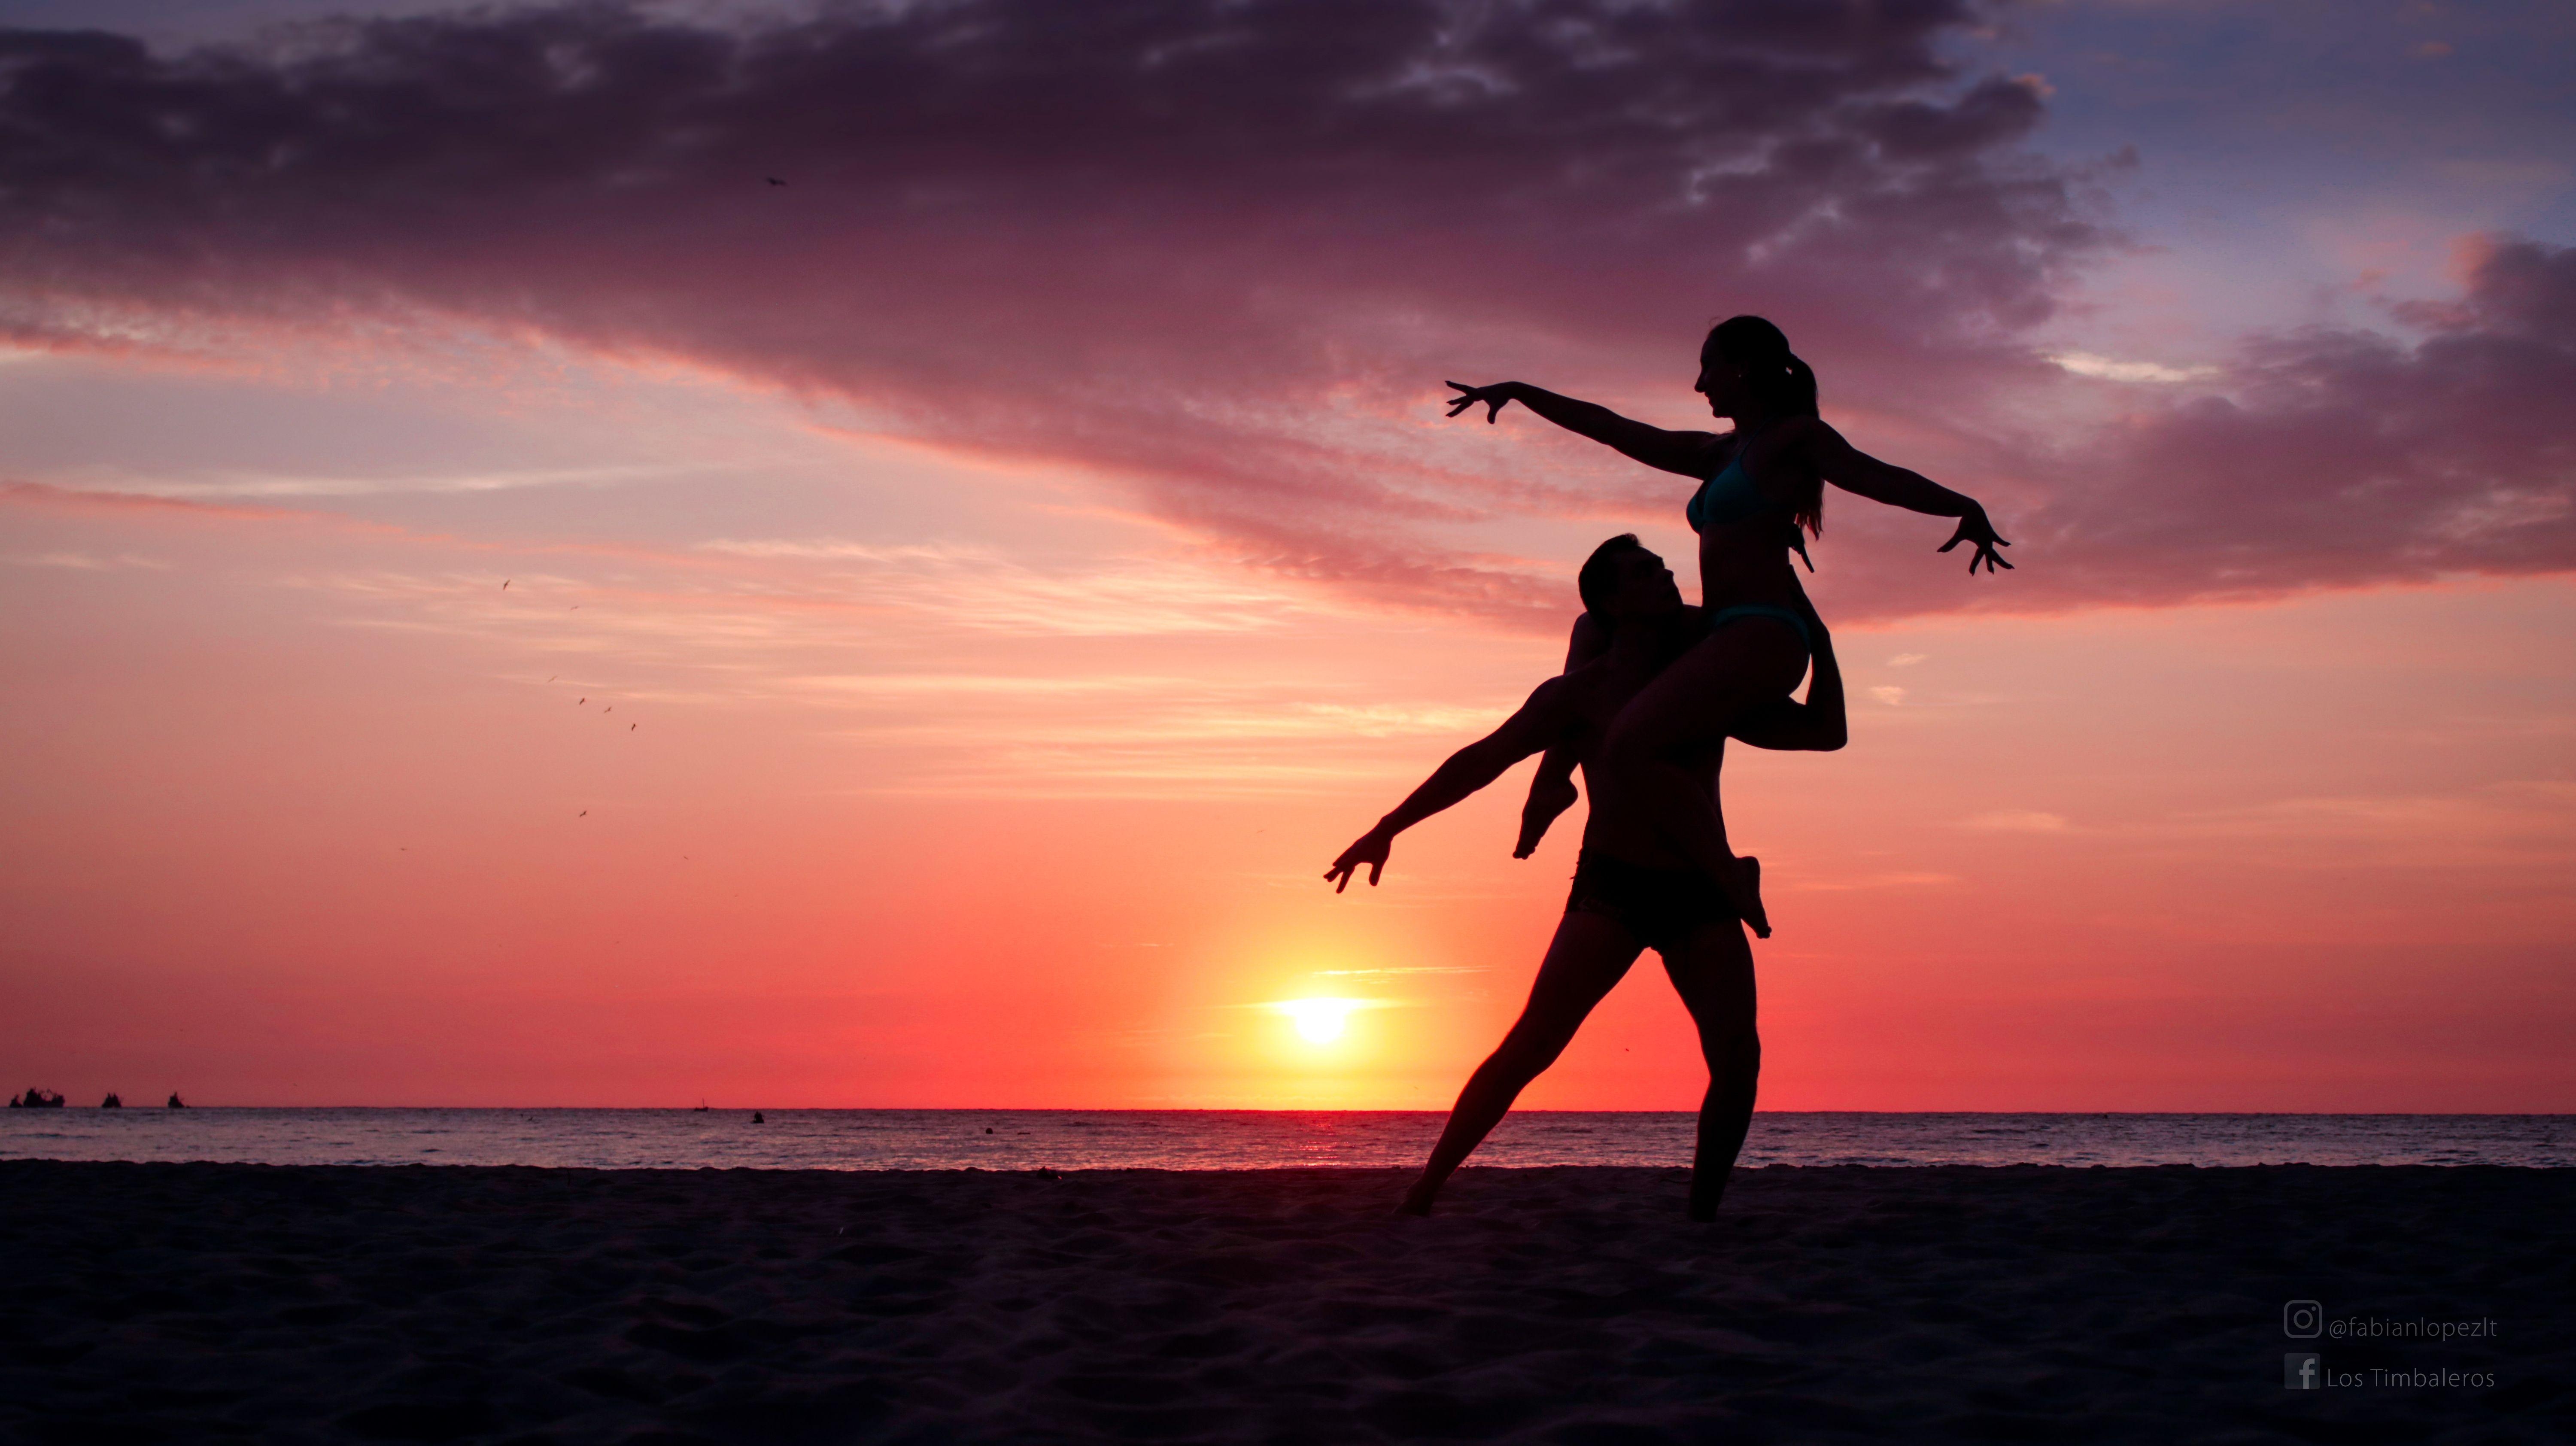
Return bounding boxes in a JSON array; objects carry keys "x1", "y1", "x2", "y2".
[{"x1": 2, "y1": 1161, "x2": 2564, "y2": 1443}]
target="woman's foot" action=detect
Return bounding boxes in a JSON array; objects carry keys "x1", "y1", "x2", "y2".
[
  {"x1": 1722, "y1": 854, "x2": 1770, "y2": 939},
  {"x1": 1395, "y1": 1176, "x2": 1439, "y2": 1216},
  {"x1": 1687, "y1": 1175, "x2": 1726, "y2": 1222},
  {"x1": 1514, "y1": 773, "x2": 1579, "y2": 858}
]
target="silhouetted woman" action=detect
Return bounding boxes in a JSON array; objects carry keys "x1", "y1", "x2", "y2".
[{"x1": 1446, "y1": 316, "x2": 2010, "y2": 930}]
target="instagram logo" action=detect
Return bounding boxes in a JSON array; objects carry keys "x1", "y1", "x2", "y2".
[{"x1": 2284, "y1": 1300, "x2": 2324, "y2": 1338}]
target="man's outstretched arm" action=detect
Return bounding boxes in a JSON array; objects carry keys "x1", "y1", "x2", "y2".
[{"x1": 1328, "y1": 678, "x2": 1572, "y2": 891}]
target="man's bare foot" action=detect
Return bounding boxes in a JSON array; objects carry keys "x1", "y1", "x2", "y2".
[
  {"x1": 1514, "y1": 774, "x2": 1578, "y2": 858},
  {"x1": 1395, "y1": 1177, "x2": 1438, "y2": 1216},
  {"x1": 1722, "y1": 854, "x2": 1771, "y2": 939}
]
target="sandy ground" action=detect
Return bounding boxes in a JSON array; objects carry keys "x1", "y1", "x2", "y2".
[{"x1": 1, "y1": 1161, "x2": 2565, "y2": 1443}]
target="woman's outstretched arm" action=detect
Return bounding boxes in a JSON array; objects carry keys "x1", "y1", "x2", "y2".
[
  {"x1": 1790, "y1": 419, "x2": 2013, "y2": 574},
  {"x1": 1447, "y1": 382, "x2": 1719, "y2": 478}
]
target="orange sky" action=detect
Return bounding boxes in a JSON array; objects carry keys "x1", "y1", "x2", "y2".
[
  {"x1": 3, "y1": 367, "x2": 2569, "y2": 1109},
  {"x1": 2, "y1": 1, "x2": 2572, "y2": 1112}
]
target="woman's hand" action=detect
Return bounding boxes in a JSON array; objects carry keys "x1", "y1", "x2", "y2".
[
  {"x1": 1325, "y1": 826, "x2": 1394, "y2": 893},
  {"x1": 1444, "y1": 381, "x2": 1520, "y2": 423},
  {"x1": 1937, "y1": 506, "x2": 2014, "y2": 574}
]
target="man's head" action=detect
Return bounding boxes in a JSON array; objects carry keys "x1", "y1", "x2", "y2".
[{"x1": 1576, "y1": 534, "x2": 1684, "y2": 620}]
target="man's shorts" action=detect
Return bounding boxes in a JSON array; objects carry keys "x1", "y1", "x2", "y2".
[{"x1": 1564, "y1": 848, "x2": 1739, "y2": 956}]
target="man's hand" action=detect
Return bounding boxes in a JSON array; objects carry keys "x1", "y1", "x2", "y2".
[
  {"x1": 1514, "y1": 772, "x2": 1577, "y2": 859},
  {"x1": 1444, "y1": 381, "x2": 1519, "y2": 423},
  {"x1": 1325, "y1": 826, "x2": 1394, "y2": 893},
  {"x1": 1936, "y1": 507, "x2": 2013, "y2": 574}
]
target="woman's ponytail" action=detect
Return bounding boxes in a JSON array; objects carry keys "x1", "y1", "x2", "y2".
[
  {"x1": 1781, "y1": 353, "x2": 1819, "y2": 419},
  {"x1": 1708, "y1": 316, "x2": 1819, "y2": 419}
]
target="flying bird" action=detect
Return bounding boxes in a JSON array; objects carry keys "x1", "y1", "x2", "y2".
[
  {"x1": 579, "y1": 810, "x2": 587, "y2": 817},
  {"x1": 630, "y1": 724, "x2": 637, "y2": 731},
  {"x1": 502, "y1": 580, "x2": 510, "y2": 589},
  {"x1": 766, "y1": 176, "x2": 787, "y2": 186},
  {"x1": 578, "y1": 698, "x2": 586, "y2": 705}
]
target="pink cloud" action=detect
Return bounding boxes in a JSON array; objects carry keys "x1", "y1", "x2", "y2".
[{"x1": 0, "y1": 480, "x2": 314, "y2": 526}]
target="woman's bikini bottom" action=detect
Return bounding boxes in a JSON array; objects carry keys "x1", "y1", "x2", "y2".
[{"x1": 1706, "y1": 602, "x2": 1811, "y2": 654}]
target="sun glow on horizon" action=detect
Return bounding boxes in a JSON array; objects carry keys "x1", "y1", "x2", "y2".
[
  {"x1": 1283, "y1": 998, "x2": 1353, "y2": 1042},
  {"x1": 1274, "y1": 997, "x2": 1366, "y2": 1044}
]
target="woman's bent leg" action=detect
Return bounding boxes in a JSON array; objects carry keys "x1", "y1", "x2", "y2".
[
  {"x1": 1402, "y1": 910, "x2": 1645, "y2": 1215},
  {"x1": 1597, "y1": 622, "x2": 1805, "y2": 933},
  {"x1": 1659, "y1": 920, "x2": 1760, "y2": 1220}
]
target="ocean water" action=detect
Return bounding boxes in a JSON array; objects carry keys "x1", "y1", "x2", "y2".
[{"x1": 3, "y1": 1109, "x2": 2568, "y2": 1170}]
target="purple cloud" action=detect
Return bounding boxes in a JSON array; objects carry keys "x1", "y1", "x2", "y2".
[
  {"x1": 20, "y1": 3, "x2": 2546, "y2": 630},
  {"x1": 1986, "y1": 237, "x2": 2576, "y2": 613}
]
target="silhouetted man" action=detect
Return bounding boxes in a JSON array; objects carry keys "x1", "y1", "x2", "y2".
[{"x1": 1327, "y1": 535, "x2": 1844, "y2": 1218}]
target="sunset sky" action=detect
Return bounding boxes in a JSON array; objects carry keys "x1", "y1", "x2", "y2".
[{"x1": 3, "y1": 0, "x2": 2570, "y2": 1111}]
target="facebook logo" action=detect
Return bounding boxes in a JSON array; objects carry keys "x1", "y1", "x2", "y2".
[{"x1": 2284, "y1": 1353, "x2": 2321, "y2": 1390}]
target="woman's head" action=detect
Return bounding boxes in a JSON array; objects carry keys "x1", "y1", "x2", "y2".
[
  {"x1": 1696, "y1": 314, "x2": 1823, "y2": 536},
  {"x1": 1696, "y1": 315, "x2": 1818, "y2": 422}
]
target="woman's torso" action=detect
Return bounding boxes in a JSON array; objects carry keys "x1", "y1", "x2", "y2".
[{"x1": 1689, "y1": 427, "x2": 1807, "y2": 611}]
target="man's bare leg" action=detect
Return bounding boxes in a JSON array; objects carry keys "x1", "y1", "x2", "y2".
[
  {"x1": 1659, "y1": 919, "x2": 1760, "y2": 1221},
  {"x1": 1400, "y1": 910, "x2": 1645, "y2": 1215}
]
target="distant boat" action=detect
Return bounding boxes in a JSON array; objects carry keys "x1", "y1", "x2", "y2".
[
  {"x1": 693, "y1": 1100, "x2": 710, "y2": 1112},
  {"x1": 166, "y1": 1093, "x2": 186, "y2": 1109},
  {"x1": 101, "y1": 1093, "x2": 122, "y2": 1109},
  {"x1": 11, "y1": 1089, "x2": 65, "y2": 1109},
  {"x1": 751, "y1": 1111, "x2": 765, "y2": 1124}
]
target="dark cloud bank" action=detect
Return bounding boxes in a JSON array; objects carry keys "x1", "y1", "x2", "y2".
[
  {"x1": 0, "y1": 1, "x2": 2567, "y2": 625},
  {"x1": 2025, "y1": 237, "x2": 2576, "y2": 608}
]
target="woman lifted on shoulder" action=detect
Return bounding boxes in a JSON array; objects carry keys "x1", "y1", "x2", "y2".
[{"x1": 1446, "y1": 316, "x2": 2011, "y2": 934}]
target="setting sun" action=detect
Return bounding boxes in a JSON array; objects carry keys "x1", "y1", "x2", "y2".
[{"x1": 1277, "y1": 998, "x2": 1358, "y2": 1043}]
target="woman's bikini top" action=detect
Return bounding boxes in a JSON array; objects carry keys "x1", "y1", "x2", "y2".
[{"x1": 1687, "y1": 430, "x2": 1814, "y2": 569}]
